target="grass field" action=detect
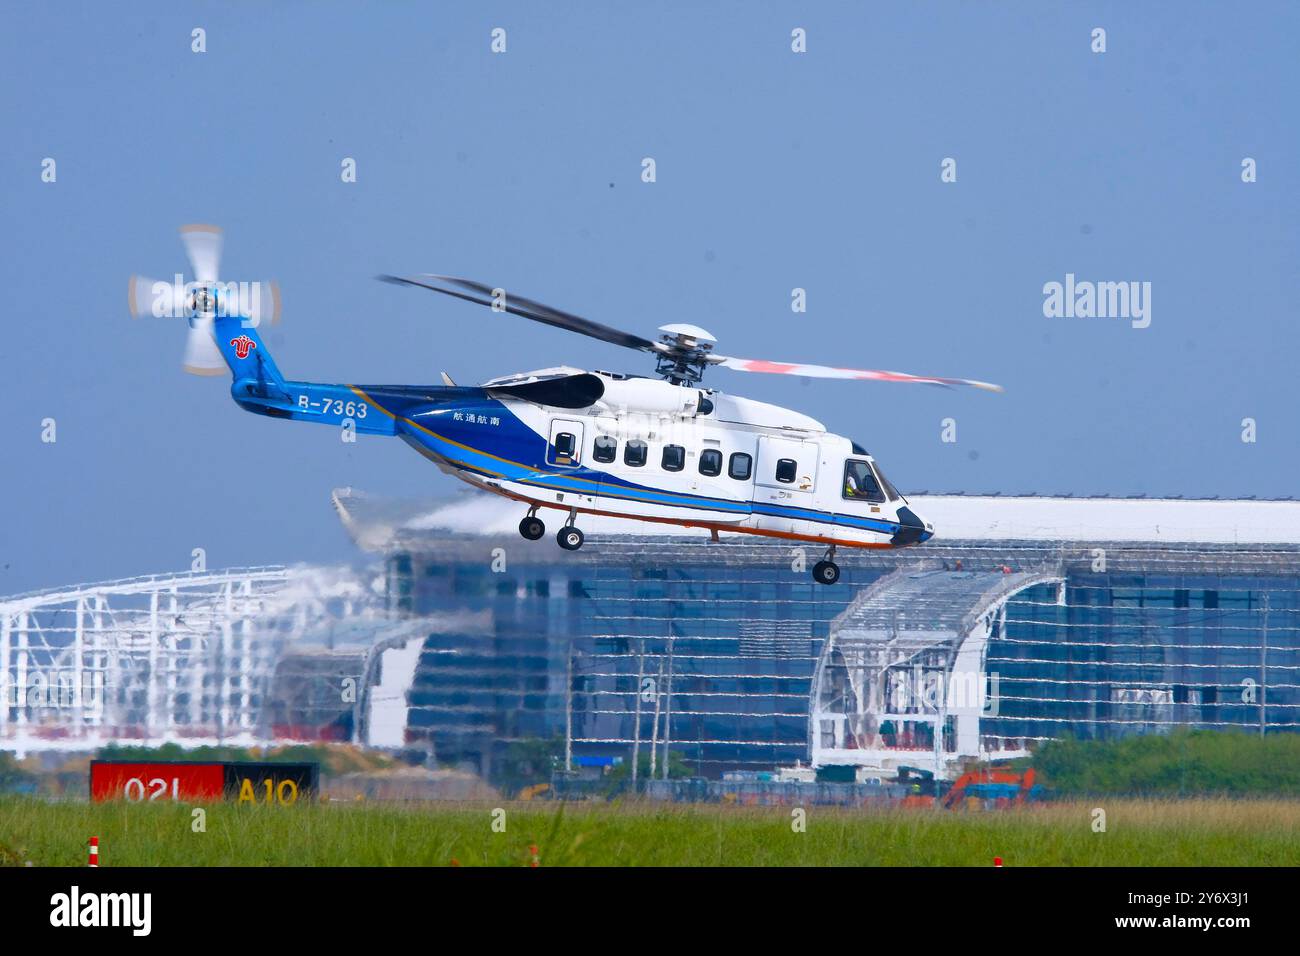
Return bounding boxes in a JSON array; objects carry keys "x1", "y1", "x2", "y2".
[{"x1": 2, "y1": 797, "x2": 1298, "y2": 866}]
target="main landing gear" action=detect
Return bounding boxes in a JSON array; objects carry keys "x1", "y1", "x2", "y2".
[
  {"x1": 812, "y1": 544, "x2": 840, "y2": 586},
  {"x1": 557, "y1": 508, "x2": 585, "y2": 551},
  {"x1": 520, "y1": 506, "x2": 585, "y2": 550},
  {"x1": 518, "y1": 513, "x2": 546, "y2": 540}
]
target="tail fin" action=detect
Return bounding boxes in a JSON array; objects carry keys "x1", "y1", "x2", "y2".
[{"x1": 211, "y1": 314, "x2": 286, "y2": 392}]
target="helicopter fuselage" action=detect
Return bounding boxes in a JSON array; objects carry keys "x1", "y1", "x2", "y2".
[{"x1": 232, "y1": 363, "x2": 934, "y2": 552}]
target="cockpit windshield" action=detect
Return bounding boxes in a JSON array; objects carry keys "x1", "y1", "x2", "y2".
[{"x1": 874, "y1": 462, "x2": 903, "y2": 502}]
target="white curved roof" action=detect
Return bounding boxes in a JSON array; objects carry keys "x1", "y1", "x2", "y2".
[
  {"x1": 910, "y1": 495, "x2": 1300, "y2": 544},
  {"x1": 334, "y1": 488, "x2": 1300, "y2": 548}
]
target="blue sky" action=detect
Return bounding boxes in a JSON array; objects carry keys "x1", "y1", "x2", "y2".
[{"x1": 2, "y1": 1, "x2": 1298, "y2": 592}]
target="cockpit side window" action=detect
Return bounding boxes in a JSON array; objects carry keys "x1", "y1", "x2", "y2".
[{"x1": 842, "y1": 459, "x2": 885, "y2": 503}]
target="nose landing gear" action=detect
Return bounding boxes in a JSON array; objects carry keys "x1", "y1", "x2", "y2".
[{"x1": 812, "y1": 544, "x2": 840, "y2": 585}]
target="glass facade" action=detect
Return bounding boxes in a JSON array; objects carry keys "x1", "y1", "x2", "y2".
[
  {"x1": 989, "y1": 573, "x2": 1300, "y2": 743},
  {"x1": 383, "y1": 536, "x2": 1300, "y2": 779},
  {"x1": 391, "y1": 543, "x2": 871, "y2": 776}
]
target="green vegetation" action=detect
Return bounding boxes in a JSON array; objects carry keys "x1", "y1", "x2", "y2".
[
  {"x1": 602, "y1": 750, "x2": 693, "y2": 791},
  {"x1": 495, "y1": 735, "x2": 564, "y2": 796},
  {"x1": 1, "y1": 797, "x2": 1296, "y2": 867},
  {"x1": 1031, "y1": 730, "x2": 1300, "y2": 797},
  {"x1": 0, "y1": 754, "x2": 36, "y2": 794},
  {"x1": 95, "y1": 743, "x2": 396, "y2": 776}
]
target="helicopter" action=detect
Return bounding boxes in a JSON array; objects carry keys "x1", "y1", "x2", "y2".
[{"x1": 131, "y1": 226, "x2": 1002, "y2": 585}]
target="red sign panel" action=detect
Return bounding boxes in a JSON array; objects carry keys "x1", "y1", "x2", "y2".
[{"x1": 89, "y1": 761, "x2": 225, "y2": 803}]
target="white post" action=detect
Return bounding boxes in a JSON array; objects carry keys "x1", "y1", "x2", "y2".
[
  {"x1": 934, "y1": 670, "x2": 947, "y2": 780},
  {"x1": 648, "y1": 659, "x2": 663, "y2": 779},
  {"x1": 182, "y1": 587, "x2": 204, "y2": 733},
  {"x1": 1260, "y1": 593, "x2": 1269, "y2": 737},
  {"x1": 91, "y1": 594, "x2": 107, "y2": 730},
  {"x1": 0, "y1": 611, "x2": 10, "y2": 736},
  {"x1": 631, "y1": 639, "x2": 644, "y2": 787},
  {"x1": 661, "y1": 637, "x2": 674, "y2": 780},
  {"x1": 73, "y1": 597, "x2": 85, "y2": 730},
  {"x1": 162, "y1": 592, "x2": 175, "y2": 735},
  {"x1": 220, "y1": 583, "x2": 233, "y2": 742},
  {"x1": 148, "y1": 590, "x2": 160, "y2": 739},
  {"x1": 238, "y1": 577, "x2": 253, "y2": 733},
  {"x1": 564, "y1": 640, "x2": 573, "y2": 773},
  {"x1": 15, "y1": 612, "x2": 28, "y2": 729}
]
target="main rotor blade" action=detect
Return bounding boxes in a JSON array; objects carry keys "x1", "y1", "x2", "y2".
[
  {"x1": 378, "y1": 273, "x2": 662, "y2": 354},
  {"x1": 713, "y1": 355, "x2": 1003, "y2": 392},
  {"x1": 179, "y1": 224, "x2": 223, "y2": 283}
]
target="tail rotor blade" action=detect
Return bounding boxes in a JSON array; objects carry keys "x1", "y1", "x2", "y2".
[
  {"x1": 132, "y1": 225, "x2": 277, "y2": 378},
  {"x1": 128, "y1": 275, "x2": 184, "y2": 319},
  {"x1": 242, "y1": 280, "x2": 282, "y2": 327},
  {"x1": 179, "y1": 224, "x2": 223, "y2": 283},
  {"x1": 182, "y1": 316, "x2": 226, "y2": 376}
]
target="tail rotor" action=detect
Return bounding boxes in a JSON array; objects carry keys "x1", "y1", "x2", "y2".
[{"x1": 129, "y1": 225, "x2": 281, "y2": 376}]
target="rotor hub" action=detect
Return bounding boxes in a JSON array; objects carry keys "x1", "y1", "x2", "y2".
[
  {"x1": 187, "y1": 286, "x2": 217, "y2": 316},
  {"x1": 654, "y1": 323, "x2": 717, "y2": 384}
]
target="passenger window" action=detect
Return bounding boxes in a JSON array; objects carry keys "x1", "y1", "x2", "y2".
[
  {"x1": 593, "y1": 435, "x2": 617, "y2": 463},
  {"x1": 624, "y1": 439, "x2": 647, "y2": 467},
  {"x1": 728, "y1": 452, "x2": 752, "y2": 481},
  {"x1": 842, "y1": 459, "x2": 885, "y2": 503},
  {"x1": 699, "y1": 449, "x2": 722, "y2": 477},
  {"x1": 775, "y1": 458, "x2": 797, "y2": 483},
  {"x1": 661, "y1": 444, "x2": 685, "y2": 472},
  {"x1": 554, "y1": 432, "x2": 576, "y2": 460}
]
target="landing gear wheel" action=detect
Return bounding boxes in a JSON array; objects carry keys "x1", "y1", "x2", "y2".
[
  {"x1": 557, "y1": 526, "x2": 585, "y2": 551},
  {"x1": 812, "y1": 560, "x2": 841, "y2": 585},
  {"x1": 519, "y1": 516, "x2": 545, "y2": 540}
]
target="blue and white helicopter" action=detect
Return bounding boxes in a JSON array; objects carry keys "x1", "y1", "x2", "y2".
[{"x1": 131, "y1": 227, "x2": 1002, "y2": 585}]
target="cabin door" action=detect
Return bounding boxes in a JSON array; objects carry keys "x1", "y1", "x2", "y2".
[
  {"x1": 546, "y1": 418, "x2": 584, "y2": 468},
  {"x1": 754, "y1": 435, "x2": 820, "y2": 506}
]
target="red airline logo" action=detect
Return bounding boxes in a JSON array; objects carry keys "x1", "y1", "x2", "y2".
[{"x1": 230, "y1": 335, "x2": 257, "y2": 359}]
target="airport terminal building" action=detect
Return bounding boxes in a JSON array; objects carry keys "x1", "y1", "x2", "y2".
[
  {"x1": 340, "y1": 491, "x2": 1300, "y2": 778},
  {"x1": 3, "y1": 491, "x2": 1298, "y2": 780}
]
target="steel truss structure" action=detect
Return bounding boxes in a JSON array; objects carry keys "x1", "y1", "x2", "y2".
[
  {"x1": 0, "y1": 566, "x2": 369, "y2": 753},
  {"x1": 810, "y1": 561, "x2": 1065, "y2": 776}
]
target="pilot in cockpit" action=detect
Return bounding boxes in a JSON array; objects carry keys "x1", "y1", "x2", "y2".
[{"x1": 844, "y1": 460, "x2": 884, "y2": 502}]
